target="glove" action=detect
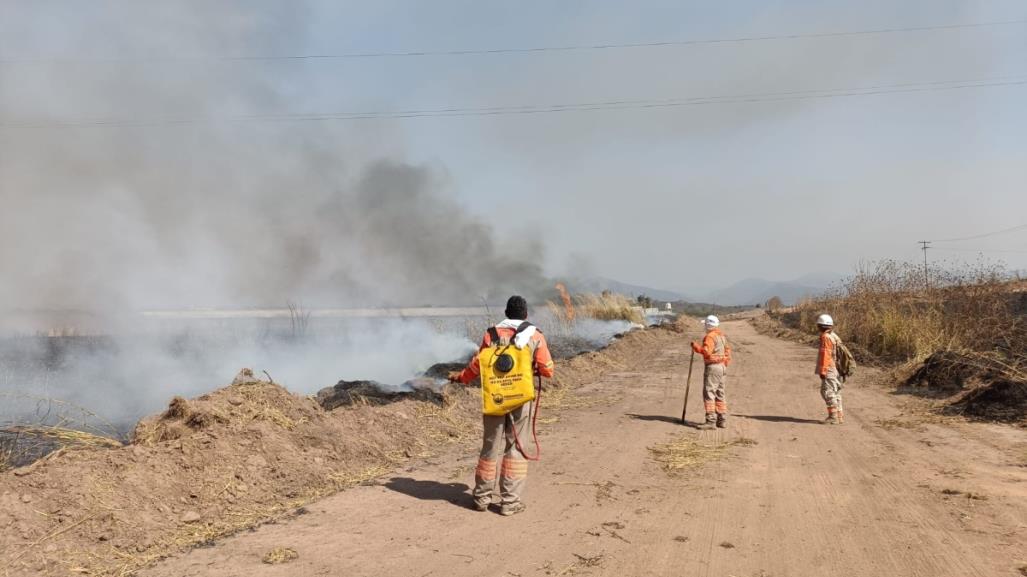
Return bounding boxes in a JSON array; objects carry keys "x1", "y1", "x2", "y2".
[{"x1": 447, "y1": 371, "x2": 463, "y2": 384}]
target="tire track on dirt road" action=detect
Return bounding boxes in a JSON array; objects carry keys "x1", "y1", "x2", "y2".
[{"x1": 141, "y1": 319, "x2": 1027, "y2": 577}]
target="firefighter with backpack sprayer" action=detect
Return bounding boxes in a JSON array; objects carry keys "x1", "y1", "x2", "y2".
[
  {"x1": 691, "y1": 315, "x2": 732, "y2": 429},
  {"x1": 815, "y1": 314, "x2": 856, "y2": 425},
  {"x1": 449, "y1": 295, "x2": 554, "y2": 516}
]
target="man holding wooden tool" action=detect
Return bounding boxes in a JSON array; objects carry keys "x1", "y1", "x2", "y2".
[{"x1": 690, "y1": 315, "x2": 732, "y2": 429}]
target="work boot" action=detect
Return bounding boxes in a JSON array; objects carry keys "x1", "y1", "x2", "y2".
[
  {"x1": 823, "y1": 409, "x2": 839, "y2": 425},
  {"x1": 716, "y1": 414, "x2": 727, "y2": 429},
  {"x1": 500, "y1": 502, "x2": 526, "y2": 516},
  {"x1": 472, "y1": 498, "x2": 490, "y2": 512},
  {"x1": 698, "y1": 413, "x2": 717, "y2": 430}
]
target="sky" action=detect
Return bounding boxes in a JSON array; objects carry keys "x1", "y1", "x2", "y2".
[{"x1": 1, "y1": 0, "x2": 1025, "y2": 305}]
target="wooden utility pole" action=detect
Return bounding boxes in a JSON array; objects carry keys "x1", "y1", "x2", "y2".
[{"x1": 918, "y1": 240, "x2": 931, "y2": 291}]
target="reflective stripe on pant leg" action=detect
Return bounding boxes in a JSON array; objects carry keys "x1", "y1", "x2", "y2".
[
  {"x1": 501, "y1": 456, "x2": 528, "y2": 480},
  {"x1": 474, "y1": 414, "x2": 505, "y2": 501},
  {"x1": 475, "y1": 458, "x2": 497, "y2": 481},
  {"x1": 500, "y1": 405, "x2": 530, "y2": 504}
]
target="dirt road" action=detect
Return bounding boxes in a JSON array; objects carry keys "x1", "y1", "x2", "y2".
[{"x1": 142, "y1": 320, "x2": 1027, "y2": 577}]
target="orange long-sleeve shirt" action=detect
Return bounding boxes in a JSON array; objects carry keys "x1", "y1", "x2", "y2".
[
  {"x1": 691, "y1": 328, "x2": 732, "y2": 366},
  {"x1": 457, "y1": 326, "x2": 555, "y2": 384},
  {"x1": 817, "y1": 331, "x2": 838, "y2": 377}
]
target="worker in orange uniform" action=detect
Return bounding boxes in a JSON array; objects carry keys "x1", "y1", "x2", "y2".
[
  {"x1": 449, "y1": 295, "x2": 554, "y2": 516},
  {"x1": 691, "y1": 315, "x2": 732, "y2": 429},
  {"x1": 815, "y1": 314, "x2": 844, "y2": 425}
]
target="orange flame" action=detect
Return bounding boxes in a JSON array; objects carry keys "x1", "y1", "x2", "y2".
[{"x1": 555, "y1": 283, "x2": 575, "y2": 321}]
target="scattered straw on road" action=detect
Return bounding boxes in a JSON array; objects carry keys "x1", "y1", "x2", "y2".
[{"x1": 648, "y1": 435, "x2": 754, "y2": 474}]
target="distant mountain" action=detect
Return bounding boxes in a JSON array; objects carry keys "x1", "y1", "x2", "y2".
[
  {"x1": 703, "y1": 273, "x2": 843, "y2": 306},
  {"x1": 567, "y1": 277, "x2": 689, "y2": 303}
]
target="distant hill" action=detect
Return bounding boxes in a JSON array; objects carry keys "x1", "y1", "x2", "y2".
[
  {"x1": 703, "y1": 273, "x2": 843, "y2": 306},
  {"x1": 565, "y1": 277, "x2": 689, "y2": 303}
]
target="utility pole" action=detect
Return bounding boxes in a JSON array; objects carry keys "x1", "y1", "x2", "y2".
[{"x1": 918, "y1": 240, "x2": 931, "y2": 291}]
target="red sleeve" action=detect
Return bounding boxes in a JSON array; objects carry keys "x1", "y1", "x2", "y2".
[
  {"x1": 458, "y1": 331, "x2": 492, "y2": 384},
  {"x1": 532, "y1": 332, "x2": 555, "y2": 378}
]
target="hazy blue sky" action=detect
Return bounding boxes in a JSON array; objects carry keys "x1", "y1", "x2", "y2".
[{"x1": 2, "y1": 0, "x2": 1025, "y2": 300}]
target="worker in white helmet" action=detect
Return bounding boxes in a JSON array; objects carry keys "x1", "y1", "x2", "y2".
[
  {"x1": 691, "y1": 315, "x2": 732, "y2": 429},
  {"x1": 815, "y1": 314, "x2": 844, "y2": 424}
]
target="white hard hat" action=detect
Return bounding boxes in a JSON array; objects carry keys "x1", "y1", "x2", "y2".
[
  {"x1": 702, "y1": 315, "x2": 720, "y2": 328},
  {"x1": 816, "y1": 314, "x2": 834, "y2": 327}
]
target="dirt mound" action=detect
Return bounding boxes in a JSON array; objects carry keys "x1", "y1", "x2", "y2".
[
  {"x1": 953, "y1": 378, "x2": 1027, "y2": 421},
  {"x1": 904, "y1": 351, "x2": 1027, "y2": 422},
  {"x1": 904, "y1": 351, "x2": 983, "y2": 396},
  {"x1": 0, "y1": 324, "x2": 684, "y2": 576},
  {"x1": 1, "y1": 370, "x2": 476, "y2": 577}
]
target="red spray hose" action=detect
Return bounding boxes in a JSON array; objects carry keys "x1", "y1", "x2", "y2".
[{"x1": 510, "y1": 375, "x2": 542, "y2": 461}]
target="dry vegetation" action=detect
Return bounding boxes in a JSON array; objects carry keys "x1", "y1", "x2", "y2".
[
  {"x1": 0, "y1": 393, "x2": 125, "y2": 472},
  {"x1": 547, "y1": 292, "x2": 646, "y2": 325},
  {"x1": 648, "y1": 435, "x2": 756, "y2": 474},
  {"x1": 768, "y1": 260, "x2": 1027, "y2": 421}
]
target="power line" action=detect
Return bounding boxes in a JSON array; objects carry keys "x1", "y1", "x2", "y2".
[
  {"x1": 931, "y1": 247, "x2": 1027, "y2": 254},
  {"x1": 931, "y1": 223, "x2": 1027, "y2": 242},
  {"x1": 2, "y1": 75, "x2": 1024, "y2": 129},
  {"x1": 1, "y1": 18, "x2": 1025, "y2": 64}
]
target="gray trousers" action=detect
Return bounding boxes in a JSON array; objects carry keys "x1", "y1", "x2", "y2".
[
  {"x1": 703, "y1": 363, "x2": 727, "y2": 415},
  {"x1": 474, "y1": 403, "x2": 531, "y2": 506}
]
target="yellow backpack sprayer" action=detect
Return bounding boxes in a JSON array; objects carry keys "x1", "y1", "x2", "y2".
[{"x1": 478, "y1": 323, "x2": 542, "y2": 460}]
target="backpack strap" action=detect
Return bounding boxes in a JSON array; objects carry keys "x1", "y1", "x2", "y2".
[{"x1": 490, "y1": 322, "x2": 536, "y2": 348}]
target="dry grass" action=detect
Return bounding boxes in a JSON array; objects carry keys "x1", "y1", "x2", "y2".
[
  {"x1": 0, "y1": 392, "x2": 124, "y2": 471},
  {"x1": 262, "y1": 547, "x2": 298, "y2": 565},
  {"x1": 543, "y1": 384, "x2": 620, "y2": 411},
  {"x1": 648, "y1": 435, "x2": 752, "y2": 474},
  {"x1": 548, "y1": 292, "x2": 645, "y2": 325},
  {"x1": 0, "y1": 433, "x2": 17, "y2": 472},
  {"x1": 414, "y1": 400, "x2": 476, "y2": 445},
  {"x1": 782, "y1": 260, "x2": 1024, "y2": 363},
  {"x1": 1, "y1": 426, "x2": 122, "y2": 448},
  {"x1": 577, "y1": 293, "x2": 646, "y2": 324},
  {"x1": 766, "y1": 260, "x2": 1027, "y2": 421},
  {"x1": 0, "y1": 425, "x2": 121, "y2": 472}
]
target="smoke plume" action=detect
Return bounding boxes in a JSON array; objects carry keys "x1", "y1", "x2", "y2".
[
  {"x1": 0, "y1": 3, "x2": 548, "y2": 326},
  {"x1": 0, "y1": 3, "x2": 563, "y2": 427}
]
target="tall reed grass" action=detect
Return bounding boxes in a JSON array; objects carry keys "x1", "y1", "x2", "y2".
[
  {"x1": 781, "y1": 259, "x2": 1025, "y2": 363},
  {"x1": 547, "y1": 292, "x2": 645, "y2": 325}
]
